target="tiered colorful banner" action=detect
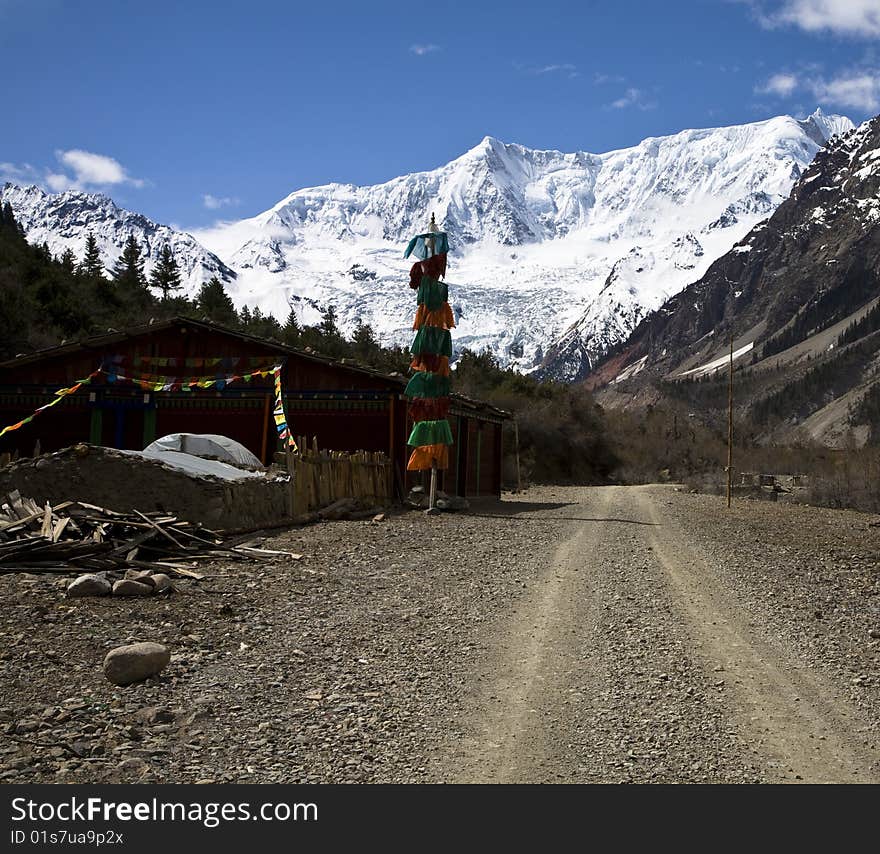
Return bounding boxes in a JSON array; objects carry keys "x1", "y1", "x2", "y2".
[
  {"x1": 403, "y1": 225, "x2": 455, "y2": 471},
  {"x1": 272, "y1": 365, "x2": 296, "y2": 449},
  {"x1": 0, "y1": 362, "x2": 297, "y2": 451}
]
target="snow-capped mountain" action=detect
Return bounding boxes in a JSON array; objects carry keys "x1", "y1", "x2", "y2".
[
  {"x1": 0, "y1": 183, "x2": 235, "y2": 290},
  {"x1": 192, "y1": 108, "x2": 851, "y2": 376},
  {"x1": 2, "y1": 109, "x2": 852, "y2": 377},
  {"x1": 592, "y1": 115, "x2": 880, "y2": 447}
]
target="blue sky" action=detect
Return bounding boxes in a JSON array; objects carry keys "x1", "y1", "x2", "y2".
[{"x1": 2, "y1": 0, "x2": 879, "y2": 228}]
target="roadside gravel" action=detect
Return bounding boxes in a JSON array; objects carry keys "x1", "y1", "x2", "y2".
[{"x1": 1, "y1": 485, "x2": 876, "y2": 783}]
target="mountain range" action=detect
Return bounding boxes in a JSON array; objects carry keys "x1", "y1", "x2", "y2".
[
  {"x1": 1, "y1": 109, "x2": 852, "y2": 379},
  {"x1": 591, "y1": 114, "x2": 880, "y2": 448}
]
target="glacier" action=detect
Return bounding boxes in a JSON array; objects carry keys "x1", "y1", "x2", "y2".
[{"x1": 2, "y1": 109, "x2": 853, "y2": 379}]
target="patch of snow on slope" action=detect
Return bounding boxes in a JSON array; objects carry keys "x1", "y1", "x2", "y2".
[
  {"x1": 678, "y1": 342, "x2": 754, "y2": 378},
  {"x1": 611, "y1": 355, "x2": 648, "y2": 384}
]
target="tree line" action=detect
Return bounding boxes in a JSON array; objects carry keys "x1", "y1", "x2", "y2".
[{"x1": 0, "y1": 203, "x2": 411, "y2": 374}]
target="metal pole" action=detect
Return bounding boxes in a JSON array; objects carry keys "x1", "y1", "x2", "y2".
[{"x1": 727, "y1": 333, "x2": 733, "y2": 509}]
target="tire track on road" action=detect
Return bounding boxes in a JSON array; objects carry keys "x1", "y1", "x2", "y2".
[
  {"x1": 636, "y1": 486, "x2": 877, "y2": 784},
  {"x1": 448, "y1": 489, "x2": 610, "y2": 783}
]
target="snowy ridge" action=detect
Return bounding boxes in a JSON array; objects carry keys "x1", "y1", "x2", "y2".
[
  {"x1": 2, "y1": 110, "x2": 853, "y2": 378},
  {"x1": 192, "y1": 109, "x2": 852, "y2": 377},
  {"x1": 0, "y1": 183, "x2": 235, "y2": 292}
]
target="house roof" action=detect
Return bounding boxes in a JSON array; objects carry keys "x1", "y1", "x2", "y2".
[{"x1": 0, "y1": 315, "x2": 511, "y2": 419}]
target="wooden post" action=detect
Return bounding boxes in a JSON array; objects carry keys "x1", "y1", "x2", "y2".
[
  {"x1": 514, "y1": 418, "x2": 522, "y2": 493},
  {"x1": 429, "y1": 464, "x2": 437, "y2": 510},
  {"x1": 260, "y1": 393, "x2": 271, "y2": 465},
  {"x1": 727, "y1": 333, "x2": 734, "y2": 509},
  {"x1": 388, "y1": 394, "x2": 395, "y2": 456},
  {"x1": 286, "y1": 444, "x2": 295, "y2": 518}
]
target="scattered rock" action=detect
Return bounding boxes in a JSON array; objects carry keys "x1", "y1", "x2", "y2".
[
  {"x1": 103, "y1": 642, "x2": 171, "y2": 686},
  {"x1": 134, "y1": 707, "x2": 174, "y2": 726},
  {"x1": 66, "y1": 574, "x2": 111, "y2": 598},
  {"x1": 112, "y1": 579, "x2": 153, "y2": 597},
  {"x1": 149, "y1": 573, "x2": 173, "y2": 593}
]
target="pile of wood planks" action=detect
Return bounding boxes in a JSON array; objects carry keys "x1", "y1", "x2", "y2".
[{"x1": 0, "y1": 490, "x2": 300, "y2": 575}]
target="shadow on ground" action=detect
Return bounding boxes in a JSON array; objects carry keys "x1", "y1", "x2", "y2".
[{"x1": 464, "y1": 497, "x2": 659, "y2": 526}]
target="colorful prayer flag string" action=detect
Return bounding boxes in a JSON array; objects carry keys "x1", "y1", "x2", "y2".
[
  {"x1": 0, "y1": 362, "x2": 298, "y2": 452},
  {"x1": 0, "y1": 369, "x2": 101, "y2": 439}
]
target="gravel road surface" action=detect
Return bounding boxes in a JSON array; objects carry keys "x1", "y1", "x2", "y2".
[{"x1": 2, "y1": 485, "x2": 877, "y2": 783}]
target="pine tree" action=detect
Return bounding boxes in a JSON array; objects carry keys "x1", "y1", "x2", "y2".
[
  {"x1": 149, "y1": 244, "x2": 183, "y2": 301},
  {"x1": 196, "y1": 276, "x2": 237, "y2": 326},
  {"x1": 282, "y1": 306, "x2": 302, "y2": 346},
  {"x1": 112, "y1": 233, "x2": 149, "y2": 308},
  {"x1": 352, "y1": 318, "x2": 378, "y2": 361},
  {"x1": 59, "y1": 248, "x2": 77, "y2": 274},
  {"x1": 245, "y1": 307, "x2": 282, "y2": 339},
  {"x1": 319, "y1": 304, "x2": 340, "y2": 338},
  {"x1": 79, "y1": 231, "x2": 103, "y2": 278},
  {"x1": 0, "y1": 201, "x2": 16, "y2": 231},
  {"x1": 239, "y1": 305, "x2": 252, "y2": 327}
]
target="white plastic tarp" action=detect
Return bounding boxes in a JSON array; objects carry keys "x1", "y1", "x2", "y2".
[
  {"x1": 117, "y1": 448, "x2": 262, "y2": 481},
  {"x1": 144, "y1": 433, "x2": 263, "y2": 469}
]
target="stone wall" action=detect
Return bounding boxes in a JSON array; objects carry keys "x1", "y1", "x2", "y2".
[{"x1": 0, "y1": 445, "x2": 290, "y2": 532}]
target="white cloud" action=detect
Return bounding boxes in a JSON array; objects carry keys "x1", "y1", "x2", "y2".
[
  {"x1": 759, "y1": 0, "x2": 880, "y2": 38},
  {"x1": 0, "y1": 161, "x2": 41, "y2": 186},
  {"x1": 54, "y1": 149, "x2": 144, "y2": 190},
  {"x1": 203, "y1": 193, "x2": 240, "y2": 210},
  {"x1": 811, "y1": 70, "x2": 880, "y2": 111},
  {"x1": 409, "y1": 43, "x2": 439, "y2": 56},
  {"x1": 536, "y1": 63, "x2": 577, "y2": 75},
  {"x1": 1, "y1": 149, "x2": 145, "y2": 193},
  {"x1": 759, "y1": 64, "x2": 880, "y2": 111},
  {"x1": 609, "y1": 87, "x2": 657, "y2": 110},
  {"x1": 593, "y1": 72, "x2": 626, "y2": 85},
  {"x1": 59, "y1": 149, "x2": 142, "y2": 187},
  {"x1": 756, "y1": 72, "x2": 800, "y2": 96},
  {"x1": 45, "y1": 172, "x2": 72, "y2": 192}
]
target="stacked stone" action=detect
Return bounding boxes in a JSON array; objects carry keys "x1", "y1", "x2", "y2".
[{"x1": 403, "y1": 222, "x2": 454, "y2": 471}]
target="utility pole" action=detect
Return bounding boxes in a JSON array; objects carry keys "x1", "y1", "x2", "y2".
[{"x1": 727, "y1": 332, "x2": 733, "y2": 509}]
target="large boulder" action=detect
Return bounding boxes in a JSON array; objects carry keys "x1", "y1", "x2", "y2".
[
  {"x1": 66, "y1": 574, "x2": 112, "y2": 598},
  {"x1": 112, "y1": 579, "x2": 153, "y2": 597},
  {"x1": 103, "y1": 642, "x2": 171, "y2": 686}
]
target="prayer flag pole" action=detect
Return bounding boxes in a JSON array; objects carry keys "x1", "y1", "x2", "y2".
[{"x1": 402, "y1": 212, "x2": 455, "y2": 514}]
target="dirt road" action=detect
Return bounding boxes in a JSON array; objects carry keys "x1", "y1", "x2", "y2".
[
  {"x1": 435, "y1": 486, "x2": 879, "y2": 784},
  {"x1": 2, "y1": 485, "x2": 878, "y2": 784}
]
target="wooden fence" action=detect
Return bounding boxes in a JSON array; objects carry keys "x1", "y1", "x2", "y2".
[{"x1": 279, "y1": 437, "x2": 393, "y2": 517}]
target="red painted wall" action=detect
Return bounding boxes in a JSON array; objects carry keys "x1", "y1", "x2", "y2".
[{"x1": 0, "y1": 322, "x2": 504, "y2": 497}]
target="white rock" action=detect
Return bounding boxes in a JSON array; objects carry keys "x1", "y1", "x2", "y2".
[{"x1": 66, "y1": 574, "x2": 111, "y2": 598}]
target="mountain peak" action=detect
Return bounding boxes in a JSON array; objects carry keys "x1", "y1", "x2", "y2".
[
  {"x1": 464, "y1": 135, "x2": 509, "y2": 159},
  {"x1": 3, "y1": 109, "x2": 858, "y2": 382},
  {"x1": 797, "y1": 107, "x2": 854, "y2": 146}
]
